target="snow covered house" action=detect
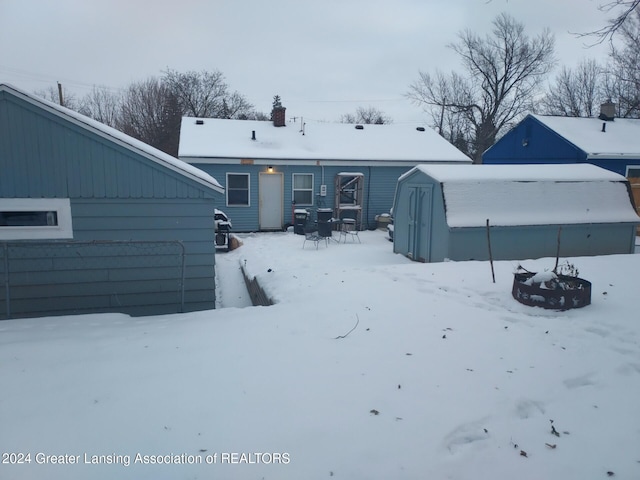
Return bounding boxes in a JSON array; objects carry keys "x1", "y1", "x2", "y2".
[
  {"x1": 392, "y1": 164, "x2": 639, "y2": 263},
  {"x1": 482, "y1": 107, "x2": 640, "y2": 220},
  {"x1": 0, "y1": 83, "x2": 224, "y2": 319},
  {"x1": 178, "y1": 110, "x2": 471, "y2": 232}
]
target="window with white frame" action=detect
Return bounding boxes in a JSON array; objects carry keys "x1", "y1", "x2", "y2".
[
  {"x1": 0, "y1": 198, "x2": 73, "y2": 240},
  {"x1": 292, "y1": 173, "x2": 314, "y2": 205},
  {"x1": 626, "y1": 166, "x2": 640, "y2": 178},
  {"x1": 226, "y1": 173, "x2": 250, "y2": 206}
]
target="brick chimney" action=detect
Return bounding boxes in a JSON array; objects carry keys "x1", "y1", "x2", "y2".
[
  {"x1": 598, "y1": 100, "x2": 616, "y2": 121},
  {"x1": 272, "y1": 105, "x2": 286, "y2": 127}
]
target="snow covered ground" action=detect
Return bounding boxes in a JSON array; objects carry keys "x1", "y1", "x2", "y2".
[{"x1": 1, "y1": 230, "x2": 639, "y2": 480}]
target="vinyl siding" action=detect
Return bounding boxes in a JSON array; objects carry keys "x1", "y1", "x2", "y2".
[
  {"x1": 1, "y1": 89, "x2": 221, "y2": 318},
  {"x1": 193, "y1": 163, "x2": 413, "y2": 231}
]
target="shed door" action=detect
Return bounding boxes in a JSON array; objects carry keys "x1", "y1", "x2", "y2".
[
  {"x1": 259, "y1": 173, "x2": 284, "y2": 230},
  {"x1": 628, "y1": 169, "x2": 640, "y2": 234},
  {"x1": 407, "y1": 185, "x2": 432, "y2": 262}
]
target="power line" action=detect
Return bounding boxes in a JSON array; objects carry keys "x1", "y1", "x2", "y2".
[{"x1": 0, "y1": 64, "x2": 125, "y2": 93}]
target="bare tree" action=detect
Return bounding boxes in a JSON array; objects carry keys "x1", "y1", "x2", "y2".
[
  {"x1": 540, "y1": 59, "x2": 604, "y2": 117},
  {"x1": 77, "y1": 86, "x2": 121, "y2": 128},
  {"x1": 576, "y1": 0, "x2": 640, "y2": 44},
  {"x1": 33, "y1": 84, "x2": 80, "y2": 110},
  {"x1": 340, "y1": 106, "x2": 392, "y2": 124},
  {"x1": 408, "y1": 13, "x2": 555, "y2": 162},
  {"x1": 603, "y1": 8, "x2": 640, "y2": 117},
  {"x1": 117, "y1": 78, "x2": 181, "y2": 156},
  {"x1": 163, "y1": 69, "x2": 254, "y2": 119}
]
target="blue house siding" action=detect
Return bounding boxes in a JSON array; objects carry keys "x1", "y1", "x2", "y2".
[
  {"x1": 1, "y1": 84, "x2": 222, "y2": 318},
  {"x1": 70, "y1": 199, "x2": 216, "y2": 314},
  {"x1": 483, "y1": 115, "x2": 637, "y2": 176},
  {"x1": 483, "y1": 117, "x2": 586, "y2": 165},
  {"x1": 194, "y1": 163, "x2": 411, "y2": 231},
  {"x1": 2, "y1": 240, "x2": 189, "y2": 318},
  {"x1": 1, "y1": 94, "x2": 210, "y2": 200}
]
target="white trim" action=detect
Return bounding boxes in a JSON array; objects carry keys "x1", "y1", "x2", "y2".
[
  {"x1": 226, "y1": 172, "x2": 251, "y2": 207},
  {"x1": 182, "y1": 157, "x2": 467, "y2": 168},
  {"x1": 0, "y1": 198, "x2": 73, "y2": 240},
  {"x1": 587, "y1": 154, "x2": 640, "y2": 160},
  {"x1": 625, "y1": 165, "x2": 640, "y2": 177}
]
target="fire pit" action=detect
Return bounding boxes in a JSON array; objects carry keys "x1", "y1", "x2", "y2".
[{"x1": 512, "y1": 270, "x2": 591, "y2": 310}]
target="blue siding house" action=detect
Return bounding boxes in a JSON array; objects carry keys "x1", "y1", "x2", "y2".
[
  {"x1": 0, "y1": 83, "x2": 224, "y2": 319},
  {"x1": 178, "y1": 108, "x2": 471, "y2": 232},
  {"x1": 393, "y1": 164, "x2": 639, "y2": 263},
  {"x1": 482, "y1": 107, "x2": 640, "y2": 219}
]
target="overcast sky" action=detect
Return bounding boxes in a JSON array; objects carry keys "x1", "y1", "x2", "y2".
[{"x1": 0, "y1": 0, "x2": 613, "y2": 124}]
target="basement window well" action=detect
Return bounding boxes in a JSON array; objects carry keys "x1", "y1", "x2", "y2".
[{"x1": 0, "y1": 198, "x2": 73, "y2": 240}]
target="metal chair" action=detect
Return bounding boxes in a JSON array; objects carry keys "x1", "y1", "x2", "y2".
[
  {"x1": 339, "y1": 218, "x2": 360, "y2": 243},
  {"x1": 302, "y1": 224, "x2": 328, "y2": 249}
]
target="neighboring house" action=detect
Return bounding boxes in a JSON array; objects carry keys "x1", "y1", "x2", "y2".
[
  {"x1": 482, "y1": 103, "x2": 640, "y2": 218},
  {"x1": 392, "y1": 164, "x2": 639, "y2": 263},
  {"x1": 178, "y1": 107, "x2": 471, "y2": 232},
  {"x1": 0, "y1": 83, "x2": 224, "y2": 319}
]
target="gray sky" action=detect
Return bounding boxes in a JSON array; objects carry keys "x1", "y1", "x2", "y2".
[{"x1": 0, "y1": 0, "x2": 612, "y2": 124}]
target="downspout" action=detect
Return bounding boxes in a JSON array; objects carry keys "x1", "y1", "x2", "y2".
[
  {"x1": 3, "y1": 243, "x2": 10, "y2": 319},
  {"x1": 366, "y1": 166, "x2": 372, "y2": 229}
]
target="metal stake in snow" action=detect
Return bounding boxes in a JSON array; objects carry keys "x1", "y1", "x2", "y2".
[
  {"x1": 553, "y1": 226, "x2": 562, "y2": 274},
  {"x1": 486, "y1": 219, "x2": 495, "y2": 283}
]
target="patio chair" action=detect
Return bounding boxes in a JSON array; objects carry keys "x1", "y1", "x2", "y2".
[
  {"x1": 302, "y1": 224, "x2": 328, "y2": 249},
  {"x1": 339, "y1": 218, "x2": 360, "y2": 243}
]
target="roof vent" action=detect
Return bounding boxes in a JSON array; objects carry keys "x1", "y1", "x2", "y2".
[
  {"x1": 195, "y1": 119, "x2": 204, "y2": 125},
  {"x1": 355, "y1": 124, "x2": 364, "y2": 130},
  {"x1": 416, "y1": 126, "x2": 425, "y2": 132},
  {"x1": 251, "y1": 130, "x2": 256, "y2": 140}
]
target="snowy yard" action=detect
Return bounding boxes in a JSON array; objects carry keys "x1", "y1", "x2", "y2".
[{"x1": 1, "y1": 229, "x2": 639, "y2": 480}]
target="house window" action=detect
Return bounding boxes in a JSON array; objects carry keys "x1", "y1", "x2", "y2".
[
  {"x1": 293, "y1": 174, "x2": 313, "y2": 205},
  {"x1": 626, "y1": 166, "x2": 640, "y2": 178},
  {"x1": 0, "y1": 198, "x2": 73, "y2": 240},
  {"x1": 226, "y1": 173, "x2": 250, "y2": 206}
]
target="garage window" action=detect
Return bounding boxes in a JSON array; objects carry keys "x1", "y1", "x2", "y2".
[{"x1": 0, "y1": 198, "x2": 73, "y2": 240}]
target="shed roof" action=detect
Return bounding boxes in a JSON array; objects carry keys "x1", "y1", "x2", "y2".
[
  {"x1": 178, "y1": 117, "x2": 472, "y2": 165},
  {"x1": 403, "y1": 164, "x2": 639, "y2": 227},
  {"x1": 0, "y1": 83, "x2": 223, "y2": 194},
  {"x1": 530, "y1": 114, "x2": 640, "y2": 159}
]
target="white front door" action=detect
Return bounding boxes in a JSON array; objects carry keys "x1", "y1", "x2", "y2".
[{"x1": 259, "y1": 173, "x2": 284, "y2": 230}]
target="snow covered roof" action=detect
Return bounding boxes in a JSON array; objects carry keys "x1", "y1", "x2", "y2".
[
  {"x1": 531, "y1": 114, "x2": 640, "y2": 159},
  {"x1": 178, "y1": 117, "x2": 472, "y2": 165},
  {"x1": 0, "y1": 83, "x2": 223, "y2": 194},
  {"x1": 404, "y1": 163, "x2": 639, "y2": 227}
]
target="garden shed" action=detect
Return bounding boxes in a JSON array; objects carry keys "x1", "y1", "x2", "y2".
[
  {"x1": 392, "y1": 164, "x2": 639, "y2": 263},
  {"x1": 1, "y1": 83, "x2": 224, "y2": 319}
]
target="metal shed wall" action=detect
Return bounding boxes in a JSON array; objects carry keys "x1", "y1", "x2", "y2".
[
  {"x1": 447, "y1": 223, "x2": 636, "y2": 262},
  {"x1": 392, "y1": 167, "x2": 637, "y2": 263},
  {"x1": 0, "y1": 89, "x2": 219, "y2": 318},
  {"x1": 392, "y1": 169, "x2": 450, "y2": 263}
]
